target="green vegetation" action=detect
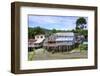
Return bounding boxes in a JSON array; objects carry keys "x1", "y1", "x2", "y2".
[
  {"x1": 79, "y1": 44, "x2": 88, "y2": 50},
  {"x1": 79, "y1": 43, "x2": 88, "y2": 52},
  {"x1": 28, "y1": 49, "x2": 35, "y2": 60},
  {"x1": 75, "y1": 17, "x2": 88, "y2": 39},
  {"x1": 76, "y1": 17, "x2": 87, "y2": 30},
  {"x1": 28, "y1": 26, "x2": 69, "y2": 39},
  {"x1": 28, "y1": 26, "x2": 45, "y2": 38},
  {"x1": 73, "y1": 47, "x2": 80, "y2": 50}
]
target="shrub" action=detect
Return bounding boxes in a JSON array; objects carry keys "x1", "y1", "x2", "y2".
[{"x1": 79, "y1": 44, "x2": 88, "y2": 51}]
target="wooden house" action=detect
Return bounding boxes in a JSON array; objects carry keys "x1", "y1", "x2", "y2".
[
  {"x1": 28, "y1": 34, "x2": 45, "y2": 51},
  {"x1": 43, "y1": 32, "x2": 76, "y2": 52}
]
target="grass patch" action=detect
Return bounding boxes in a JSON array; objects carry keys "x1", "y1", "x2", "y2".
[
  {"x1": 79, "y1": 44, "x2": 88, "y2": 52},
  {"x1": 73, "y1": 43, "x2": 88, "y2": 53},
  {"x1": 73, "y1": 47, "x2": 80, "y2": 50},
  {"x1": 28, "y1": 49, "x2": 35, "y2": 61}
]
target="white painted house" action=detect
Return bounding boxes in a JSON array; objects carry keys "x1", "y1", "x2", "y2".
[
  {"x1": 34, "y1": 35, "x2": 45, "y2": 48},
  {"x1": 28, "y1": 34, "x2": 45, "y2": 49}
]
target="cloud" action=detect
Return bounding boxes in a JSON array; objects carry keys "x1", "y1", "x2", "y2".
[{"x1": 28, "y1": 15, "x2": 88, "y2": 30}]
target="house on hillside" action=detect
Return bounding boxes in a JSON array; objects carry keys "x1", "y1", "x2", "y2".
[
  {"x1": 43, "y1": 32, "x2": 76, "y2": 52},
  {"x1": 28, "y1": 34, "x2": 45, "y2": 51}
]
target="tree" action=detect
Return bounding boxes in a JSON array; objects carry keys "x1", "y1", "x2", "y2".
[
  {"x1": 28, "y1": 27, "x2": 45, "y2": 39},
  {"x1": 28, "y1": 28, "x2": 35, "y2": 38},
  {"x1": 76, "y1": 17, "x2": 87, "y2": 30},
  {"x1": 75, "y1": 17, "x2": 88, "y2": 40},
  {"x1": 51, "y1": 28, "x2": 57, "y2": 33},
  {"x1": 33, "y1": 26, "x2": 45, "y2": 35}
]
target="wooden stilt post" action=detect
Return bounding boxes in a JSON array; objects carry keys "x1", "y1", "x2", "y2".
[{"x1": 67, "y1": 46, "x2": 68, "y2": 52}]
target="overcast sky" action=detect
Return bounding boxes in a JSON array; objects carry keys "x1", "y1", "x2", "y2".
[{"x1": 28, "y1": 15, "x2": 88, "y2": 30}]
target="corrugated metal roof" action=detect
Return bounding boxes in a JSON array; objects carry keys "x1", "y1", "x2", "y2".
[
  {"x1": 56, "y1": 37, "x2": 74, "y2": 41},
  {"x1": 54, "y1": 32, "x2": 74, "y2": 36}
]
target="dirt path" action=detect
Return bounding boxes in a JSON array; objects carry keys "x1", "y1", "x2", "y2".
[{"x1": 28, "y1": 48, "x2": 87, "y2": 61}]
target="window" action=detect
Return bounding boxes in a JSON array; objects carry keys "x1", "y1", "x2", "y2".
[{"x1": 41, "y1": 36, "x2": 43, "y2": 38}]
